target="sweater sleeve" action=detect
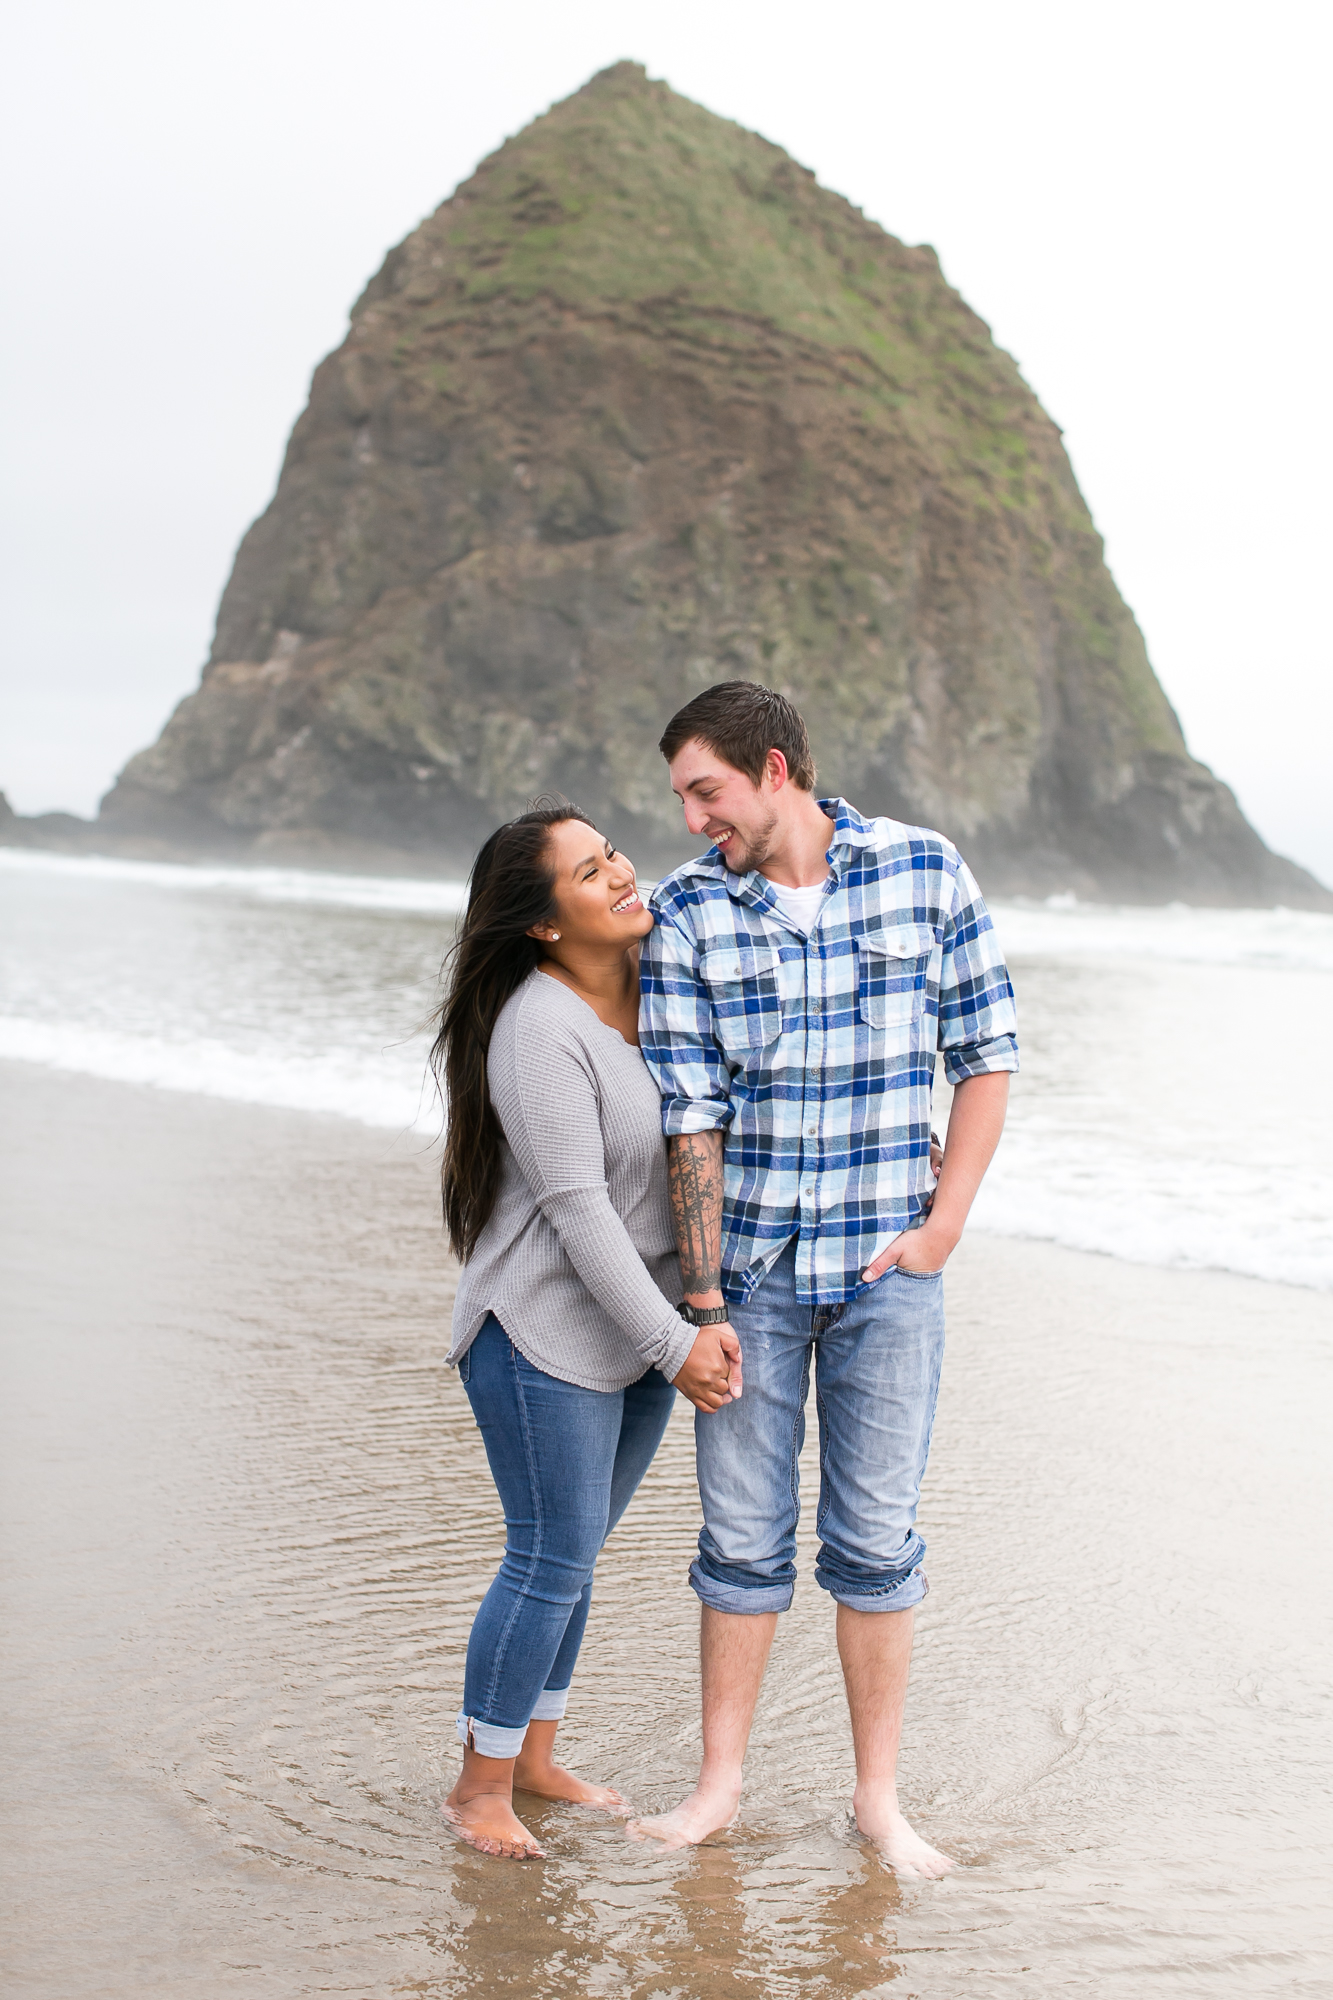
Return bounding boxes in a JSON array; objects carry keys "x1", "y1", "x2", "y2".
[{"x1": 488, "y1": 995, "x2": 697, "y2": 1382}]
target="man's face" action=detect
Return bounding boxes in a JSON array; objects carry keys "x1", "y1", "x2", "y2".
[{"x1": 667, "y1": 739, "x2": 780, "y2": 874}]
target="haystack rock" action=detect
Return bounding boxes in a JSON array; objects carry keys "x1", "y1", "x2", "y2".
[{"x1": 97, "y1": 62, "x2": 1325, "y2": 902}]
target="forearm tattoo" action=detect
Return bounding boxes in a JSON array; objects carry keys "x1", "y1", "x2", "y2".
[{"x1": 667, "y1": 1131, "x2": 724, "y2": 1296}]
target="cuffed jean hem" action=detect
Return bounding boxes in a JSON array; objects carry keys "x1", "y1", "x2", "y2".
[
  {"x1": 454, "y1": 1682, "x2": 570, "y2": 1754},
  {"x1": 813, "y1": 1530, "x2": 928, "y2": 1610},
  {"x1": 688, "y1": 1555, "x2": 794, "y2": 1615},
  {"x1": 817, "y1": 1567, "x2": 929, "y2": 1611},
  {"x1": 455, "y1": 1712, "x2": 528, "y2": 1757}
]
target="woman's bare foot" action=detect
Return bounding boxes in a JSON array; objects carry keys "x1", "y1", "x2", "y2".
[
  {"x1": 443, "y1": 1785, "x2": 545, "y2": 1860},
  {"x1": 853, "y1": 1788, "x2": 954, "y2": 1879},
  {"x1": 513, "y1": 1756, "x2": 629, "y2": 1814},
  {"x1": 626, "y1": 1775, "x2": 741, "y2": 1849}
]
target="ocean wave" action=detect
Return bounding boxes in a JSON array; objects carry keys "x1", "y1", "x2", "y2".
[
  {"x1": 0, "y1": 848, "x2": 470, "y2": 916},
  {"x1": 989, "y1": 896, "x2": 1333, "y2": 973},
  {"x1": 970, "y1": 1129, "x2": 1333, "y2": 1293},
  {"x1": 5, "y1": 852, "x2": 1332, "y2": 1294},
  {"x1": 5, "y1": 850, "x2": 1331, "y2": 968},
  {"x1": 0, "y1": 1015, "x2": 441, "y2": 1133},
  {"x1": 6, "y1": 1010, "x2": 1328, "y2": 1293}
]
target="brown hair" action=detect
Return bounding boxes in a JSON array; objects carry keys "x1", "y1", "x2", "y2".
[
  {"x1": 658, "y1": 681, "x2": 816, "y2": 790},
  {"x1": 428, "y1": 801, "x2": 595, "y2": 1259}
]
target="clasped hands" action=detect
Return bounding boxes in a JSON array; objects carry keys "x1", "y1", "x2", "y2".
[{"x1": 672, "y1": 1322, "x2": 743, "y2": 1413}]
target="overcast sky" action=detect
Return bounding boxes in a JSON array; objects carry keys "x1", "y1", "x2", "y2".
[{"x1": 3, "y1": 0, "x2": 1329, "y2": 885}]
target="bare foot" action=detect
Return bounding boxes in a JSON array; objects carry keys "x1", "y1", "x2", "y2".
[
  {"x1": 442, "y1": 1786, "x2": 545, "y2": 1860},
  {"x1": 853, "y1": 1790, "x2": 954, "y2": 1879},
  {"x1": 627, "y1": 1778, "x2": 741, "y2": 1850},
  {"x1": 513, "y1": 1759, "x2": 629, "y2": 1814}
]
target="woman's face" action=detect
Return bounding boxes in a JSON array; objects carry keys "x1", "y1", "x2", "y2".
[{"x1": 535, "y1": 820, "x2": 653, "y2": 949}]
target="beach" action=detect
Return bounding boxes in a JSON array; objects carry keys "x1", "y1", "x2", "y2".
[{"x1": 3, "y1": 1061, "x2": 1330, "y2": 1998}]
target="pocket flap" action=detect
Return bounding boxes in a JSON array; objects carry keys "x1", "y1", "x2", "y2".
[
  {"x1": 858, "y1": 924, "x2": 936, "y2": 960},
  {"x1": 700, "y1": 942, "x2": 781, "y2": 983}
]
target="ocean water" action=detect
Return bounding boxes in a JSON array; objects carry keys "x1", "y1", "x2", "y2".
[{"x1": 2, "y1": 847, "x2": 1331, "y2": 1289}]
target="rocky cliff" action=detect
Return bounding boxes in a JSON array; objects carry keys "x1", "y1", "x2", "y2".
[{"x1": 94, "y1": 62, "x2": 1324, "y2": 903}]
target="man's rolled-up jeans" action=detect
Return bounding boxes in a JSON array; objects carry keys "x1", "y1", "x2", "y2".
[{"x1": 691, "y1": 1238, "x2": 945, "y2": 1614}]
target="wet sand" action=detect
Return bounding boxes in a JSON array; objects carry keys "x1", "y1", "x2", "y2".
[{"x1": 2, "y1": 1061, "x2": 1331, "y2": 1998}]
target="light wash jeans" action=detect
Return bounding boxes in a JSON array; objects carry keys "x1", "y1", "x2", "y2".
[
  {"x1": 691, "y1": 1239, "x2": 946, "y2": 1614},
  {"x1": 455, "y1": 1315, "x2": 676, "y2": 1757}
]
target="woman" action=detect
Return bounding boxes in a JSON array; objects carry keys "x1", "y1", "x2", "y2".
[{"x1": 431, "y1": 803, "x2": 739, "y2": 1860}]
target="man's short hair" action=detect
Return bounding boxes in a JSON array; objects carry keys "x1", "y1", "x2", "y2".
[{"x1": 658, "y1": 681, "x2": 816, "y2": 791}]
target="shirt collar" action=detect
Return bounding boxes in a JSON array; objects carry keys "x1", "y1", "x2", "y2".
[
  {"x1": 697, "y1": 796, "x2": 874, "y2": 902},
  {"x1": 819, "y1": 797, "x2": 877, "y2": 864}
]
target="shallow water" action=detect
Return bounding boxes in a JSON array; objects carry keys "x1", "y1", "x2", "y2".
[{"x1": 3, "y1": 1068, "x2": 1330, "y2": 1997}]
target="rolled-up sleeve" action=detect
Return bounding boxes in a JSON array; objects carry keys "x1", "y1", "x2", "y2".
[
  {"x1": 639, "y1": 905, "x2": 736, "y2": 1137},
  {"x1": 937, "y1": 858, "x2": 1020, "y2": 1084}
]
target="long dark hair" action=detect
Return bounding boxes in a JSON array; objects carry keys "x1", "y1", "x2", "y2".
[{"x1": 430, "y1": 802, "x2": 595, "y2": 1259}]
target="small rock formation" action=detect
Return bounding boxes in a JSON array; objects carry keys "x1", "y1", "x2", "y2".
[
  {"x1": 0, "y1": 790, "x2": 96, "y2": 852},
  {"x1": 89, "y1": 63, "x2": 1322, "y2": 902}
]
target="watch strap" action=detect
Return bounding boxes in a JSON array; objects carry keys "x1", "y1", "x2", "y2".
[{"x1": 677, "y1": 1301, "x2": 731, "y2": 1326}]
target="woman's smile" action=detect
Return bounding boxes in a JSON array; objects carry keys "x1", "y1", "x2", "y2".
[{"x1": 611, "y1": 889, "x2": 641, "y2": 915}]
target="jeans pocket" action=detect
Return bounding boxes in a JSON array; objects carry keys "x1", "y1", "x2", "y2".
[{"x1": 896, "y1": 1265, "x2": 943, "y2": 1282}]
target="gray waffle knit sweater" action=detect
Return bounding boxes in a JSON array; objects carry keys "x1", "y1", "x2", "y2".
[{"x1": 448, "y1": 968, "x2": 696, "y2": 1392}]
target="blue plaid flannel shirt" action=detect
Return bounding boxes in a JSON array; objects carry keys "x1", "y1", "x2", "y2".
[{"x1": 639, "y1": 798, "x2": 1019, "y2": 1304}]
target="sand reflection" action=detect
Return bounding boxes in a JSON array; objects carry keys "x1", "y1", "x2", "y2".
[{"x1": 438, "y1": 1826, "x2": 906, "y2": 1997}]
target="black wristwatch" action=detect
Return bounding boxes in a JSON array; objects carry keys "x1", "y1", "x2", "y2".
[{"x1": 676, "y1": 1301, "x2": 731, "y2": 1326}]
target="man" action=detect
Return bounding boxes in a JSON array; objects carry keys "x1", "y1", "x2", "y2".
[{"x1": 632, "y1": 681, "x2": 1018, "y2": 1874}]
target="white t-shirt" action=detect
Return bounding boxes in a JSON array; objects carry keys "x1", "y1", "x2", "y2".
[{"x1": 769, "y1": 878, "x2": 828, "y2": 934}]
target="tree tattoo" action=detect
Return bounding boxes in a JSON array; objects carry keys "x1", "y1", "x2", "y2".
[{"x1": 667, "y1": 1130, "x2": 725, "y2": 1298}]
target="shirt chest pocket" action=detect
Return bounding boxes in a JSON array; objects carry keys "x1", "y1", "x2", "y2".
[
  {"x1": 857, "y1": 925, "x2": 936, "y2": 1031},
  {"x1": 700, "y1": 942, "x2": 785, "y2": 1056}
]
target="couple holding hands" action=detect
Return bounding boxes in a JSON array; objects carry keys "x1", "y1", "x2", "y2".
[{"x1": 431, "y1": 680, "x2": 1018, "y2": 1871}]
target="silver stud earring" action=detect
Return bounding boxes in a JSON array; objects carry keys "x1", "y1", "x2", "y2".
[{"x1": 550, "y1": 931, "x2": 560, "y2": 941}]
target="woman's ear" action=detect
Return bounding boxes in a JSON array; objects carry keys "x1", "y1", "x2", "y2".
[{"x1": 526, "y1": 924, "x2": 560, "y2": 942}]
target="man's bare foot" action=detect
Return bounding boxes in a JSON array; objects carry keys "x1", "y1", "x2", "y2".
[
  {"x1": 513, "y1": 1758, "x2": 629, "y2": 1814},
  {"x1": 626, "y1": 1777, "x2": 741, "y2": 1850},
  {"x1": 442, "y1": 1786, "x2": 545, "y2": 1860},
  {"x1": 853, "y1": 1790, "x2": 954, "y2": 1879}
]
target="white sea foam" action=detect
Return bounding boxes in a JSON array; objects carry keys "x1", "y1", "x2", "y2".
[
  {"x1": 969, "y1": 1115, "x2": 1333, "y2": 1293},
  {"x1": 988, "y1": 896, "x2": 1333, "y2": 972},
  {"x1": 0, "y1": 1015, "x2": 439, "y2": 1132},
  {"x1": 0, "y1": 846, "x2": 470, "y2": 916}
]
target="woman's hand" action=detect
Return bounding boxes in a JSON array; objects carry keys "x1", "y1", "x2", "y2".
[{"x1": 673, "y1": 1324, "x2": 743, "y2": 1412}]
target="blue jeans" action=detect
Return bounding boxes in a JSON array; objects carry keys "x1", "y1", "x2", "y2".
[
  {"x1": 692, "y1": 1240, "x2": 946, "y2": 1614},
  {"x1": 456, "y1": 1315, "x2": 676, "y2": 1757}
]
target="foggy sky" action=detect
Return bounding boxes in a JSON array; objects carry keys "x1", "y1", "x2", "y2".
[{"x1": 2, "y1": 0, "x2": 1329, "y2": 884}]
